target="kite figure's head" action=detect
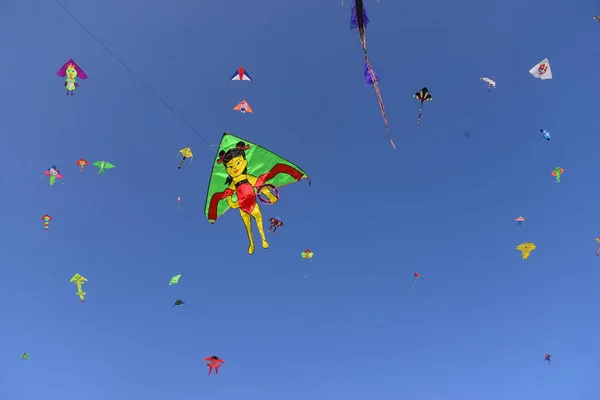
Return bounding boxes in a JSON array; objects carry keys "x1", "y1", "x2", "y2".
[
  {"x1": 66, "y1": 63, "x2": 78, "y2": 80},
  {"x1": 554, "y1": 167, "x2": 561, "y2": 174},
  {"x1": 217, "y1": 142, "x2": 250, "y2": 185},
  {"x1": 48, "y1": 166, "x2": 59, "y2": 176}
]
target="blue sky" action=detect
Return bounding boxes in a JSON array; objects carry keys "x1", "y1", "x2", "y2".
[{"x1": 1, "y1": 0, "x2": 599, "y2": 399}]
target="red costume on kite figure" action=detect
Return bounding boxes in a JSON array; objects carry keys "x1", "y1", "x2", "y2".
[{"x1": 204, "y1": 356, "x2": 225, "y2": 375}]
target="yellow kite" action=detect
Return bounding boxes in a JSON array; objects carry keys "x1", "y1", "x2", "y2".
[
  {"x1": 70, "y1": 273, "x2": 88, "y2": 302},
  {"x1": 516, "y1": 243, "x2": 536, "y2": 260}
]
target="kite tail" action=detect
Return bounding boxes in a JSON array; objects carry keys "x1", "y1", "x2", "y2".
[
  {"x1": 411, "y1": 279, "x2": 418, "y2": 290},
  {"x1": 596, "y1": 247, "x2": 599, "y2": 256},
  {"x1": 516, "y1": 225, "x2": 521, "y2": 234},
  {"x1": 417, "y1": 107, "x2": 423, "y2": 124},
  {"x1": 304, "y1": 263, "x2": 308, "y2": 279},
  {"x1": 178, "y1": 157, "x2": 186, "y2": 169},
  {"x1": 365, "y1": 56, "x2": 394, "y2": 149},
  {"x1": 44, "y1": 222, "x2": 49, "y2": 230}
]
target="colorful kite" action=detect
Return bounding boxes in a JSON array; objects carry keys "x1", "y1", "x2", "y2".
[
  {"x1": 169, "y1": 274, "x2": 181, "y2": 285},
  {"x1": 595, "y1": 237, "x2": 600, "y2": 256},
  {"x1": 268, "y1": 217, "x2": 284, "y2": 233},
  {"x1": 93, "y1": 161, "x2": 115, "y2": 174},
  {"x1": 177, "y1": 196, "x2": 181, "y2": 210},
  {"x1": 204, "y1": 133, "x2": 310, "y2": 255},
  {"x1": 515, "y1": 216, "x2": 525, "y2": 233},
  {"x1": 173, "y1": 299, "x2": 185, "y2": 307},
  {"x1": 20, "y1": 353, "x2": 29, "y2": 360},
  {"x1": 545, "y1": 353, "x2": 552, "y2": 364},
  {"x1": 516, "y1": 243, "x2": 536, "y2": 260},
  {"x1": 177, "y1": 147, "x2": 193, "y2": 169},
  {"x1": 233, "y1": 100, "x2": 253, "y2": 114},
  {"x1": 551, "y1": 166, "x2": 564, "y2": 183},
  {"x1": 230, "y1": 67, "x2": 252, "y2": 81},
  {"x1": 56, "y1": 59, "x2": 87, "y2": 95},
  {"x1": 301, "y1": 249, "x2": 314, "y2": 279},
  {"x1": 43, "y1": 165, "x2": 65, "y2": 186},
  {"x1": 414, "y1": 87, "x2": 433, "y2": 124},
  {"x1": 541, "y1": 129, "x2": 551, "y2": 140},
  {"x1": 480, "y1": 76, "x2": 496, "y2": 91},
  {"x1": 529, "y1": 58, "x2": 552, "y2": 80},
  {"x1": 70, "y1": 273, "x2": 87, "y2": 302},
  {"x1": 41, "y1": 214, "x2": 52, "y2": 231},
  {"x1": 204, "y1": 356, "x2": 225, "y2": 375},
  {"x1": 411, "y1": 272, "x2": 421, "y2": 289},
  {"x1": 76, "y1": 158, "x2": 89, "y2": 172}
]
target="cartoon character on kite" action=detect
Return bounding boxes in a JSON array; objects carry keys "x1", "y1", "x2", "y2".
[
  {"x1": 545, "y1": 353, "x2": 552, "y2": 364},
  {"x1": 301, "y1": 249, "x2": 313, "y2": 279},
  {"x1": 268, "y1": 217, "x2": 284, "y2": 233},
  {"x1": 76, "y1": 158, "x2": 89, "y2": 172},
  {"x1": 93, "y1": 161, "x2": 116, "y2": 174},
  {"x1": 414, "y1": 87, "x2": 433, "y2": 124},
  {"x1": 529, "y1": 58, "x2": 552, "y2": 80},
  {"x1": 516, "y1": 242, "x2": 536, "y2": 260},
  {"x1": 480, "y1": 76, "x2": 496, "y2": 91},
  {"x1": 204, "y1": 356, "x2": 225, "y2": 375},
  {"x1": 56, "y1": 59, "x2": 87, "y2": 95},
  {"x1": 41, "y1": 214, "x2": 52, "y2": 231},
  {"x1": 205, "y1": 133, "x2": 309, "y2": 255},
  {"x1": 233, "y1": 100, "x2": 253, "y2": 114},
  {"x1": 551, "y1": 167, "x2": 564, "y2": 183},
  {"x1": 177, "y1": 147, "x2": 193, "y2": 169},
  {"x1": 541, "y1": 129, "x2": 551, "y2": 140},
  {"x1": 43, "y1": 165, "x2": 65, "y2": 186},
  {"x1": 69, "y1": 273, "x2": 87, "y2": 302}
]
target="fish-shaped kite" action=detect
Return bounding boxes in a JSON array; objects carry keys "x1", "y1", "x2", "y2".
[
  {"x1": 233, "y1": 100, "x2": 253, "y2": 114},
  {"x1": 93, "y1": 161, "x2": 115, "y2": 174},
  {"x1": 230, "y1": 67, "x2": 253, "y2": 81},
  {"x1": 76, "y1": 158, "x2": 89, "y2": 172},
  {"x1": 56, "y1": 59, "x2": 87, "y2": 95},
  {"x1": 177, "y1": 147, "x2": 193, "y2": 169},
  {"x1": 301, "y1": 249, "x2": 314, "y2": 279},
  {"x1": 43, "y1": 165, "x2": 65, "y2": 186},
  {"x1": 414, "y1": 87, "x2": 433, "y2": 124},
  {"x1": 205, "y1": 133, "x2": 310, "y2": 255},
  {"x1": 41, "y1": 214, "x2": 52, "y2": 231},
  {"x1": 70, "y1": 273, "x2": 87, "y2": 302}
]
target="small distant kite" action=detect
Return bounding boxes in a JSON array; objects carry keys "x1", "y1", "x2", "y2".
[
  {"x1": 169, "y1": 274, "x2": 181, "y2": 285},
  {"x1": 516, "y1": 242, "x2": 536, "y2": 260},
  {"x1": 173, "y1": 299, "x2": 185, "y2": 307},
  {"x1": 41, "y1": 214, "x2": 52, "y2": 231},
  {"x1": 515, "y1": 216, "x2": 525, "y2": 233},
  {"x1": 551, "y1": 166, "x2": 564, "y2": 183},
  {"x1": 204, "y1": 356, "x2": 225, "y2": 375},
  {"x1": 594, "y1": 15, "x2": 600, "y2": 22},
  {"x1": 545, "y1": 353, "x2": 552, "y2": 364},
  {"x1": 177, "y1": 147, "x2": 193, "y2": 169},
  {"x1": 93, "y1": 161, "x2": 115, "y2": 174},
  {"x1": 413, "y1": 87, "x2": 433, "y2": 124},
  {"x1": 595, "y1": 237, "x2": 600, "y2": 256},
  {"x1": 301, "y1": 249, "x2": 314, "y2": 279},
  {"x1": 268, "y1": 217, "x2": 283, "y2": 233},
  {"x1": 480, "y1": 76, "x2": 496, "y2": 91},
  {"x1": 76, "y1": 158, "x2": 89, "y2": 172},
  {"x1": 43, "y1": 165, "x2": 65, "y2": 186},
  {"x1": 177, "y1": 196, "x2": 181, "y2": 210},
  {"x1": 56, "y1": 59, "x2": 87, "y2": 95},
  {"x1": 230, "y1": 67, "x2": 252, "y2": 81},
  {"x1": 233, "y1": 100, "x2": 253, "y2": 114},
  {"x1": 411, "y1": 272, "x2": 421, "y2": 289},
  {"x1": 541, "y1": 129, "x2": 551, "y2": 141},
  {"x1": 70, "y1": 273, "x2": 87, "y2": 302},
  {"x1": 20, "y1": 353, "x2": 29, "y2": 360},
  {"x1": 529, "y1": 58, "x2": 552, "y2": 80}
]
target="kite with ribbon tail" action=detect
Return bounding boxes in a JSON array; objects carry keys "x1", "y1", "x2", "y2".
[{"x1": 413, "y1": 87, "x2": 433, "y2": 124}]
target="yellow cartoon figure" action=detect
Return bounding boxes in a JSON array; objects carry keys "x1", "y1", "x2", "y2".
[
  {"x1": 516, "y1": 242, "x2": 536, "y2": 260},
  {"x1": 205, "y1": 133, "x2": 309, "y2": 255}
]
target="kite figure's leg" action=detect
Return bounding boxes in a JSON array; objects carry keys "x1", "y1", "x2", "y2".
[
  {"x1": 249, "y1": 205, "x2": 269, "y2": 250},
  {"x1": 239, "y1": 210, "x2": 255, "y2": 255},
  {"x1": 215, "y1": 366, "x2": 220, "y2": 375},
  {"x1": 207, "y1": 365, "x2": 213, "y2": 375}
]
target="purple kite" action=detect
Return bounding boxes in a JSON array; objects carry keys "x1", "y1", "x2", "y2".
[
  {"x1": 364, "y1": 62, "x2": 380, "y2": 85},
  {"x1": 56, "y1": 59, "x2": 88, "y2": 96}
]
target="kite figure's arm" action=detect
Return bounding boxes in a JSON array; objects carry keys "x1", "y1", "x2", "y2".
[
  {"x1": 207, "y1": 188, "x2": 235, "y2": 221},
  {"x1": 255, "y1": 163, "x2": 305, "y2": 188}
]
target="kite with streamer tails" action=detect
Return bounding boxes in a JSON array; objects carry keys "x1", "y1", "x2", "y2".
[
  {"x1": 205, "y1": 133, "x2": 310, "y2": 255},
  {"x1": 169, "y1": 274, "x2": 181, "y2": 285},
  {"x1": 551, "y1": 166, "x2": 564, "y2": 183},
  {"x1": 515, "y1": 216, "x2": 525, "y2": 233},
  {"x1": 350, "y1": 1, "x2": 394, "y2": 149},
  {"x1": 76, "y1": 158, "x2": 89, "y2": 172},
  {"x1": 595, "y1": 238, "x2": 600, "y2": 256},
  {"x1": 516, "y1": 242, "x2": 536, "y2": 260},
  {"x1": 177, "y1": 147, "x2": 193, "y2": 169},
  {"x1": 43, "y1": 165, "x2": 65, "y2": 186},
  {"x1": 541, "y1": 129, "x2": 551, "y2": 140},
  {"x1": 93, "y1": 161, "x2": 115, "y2": 174},
  {"x1": 301, "y1": 249, "x2": 314, "y2": 279},
  {"x1": 56, "y1": 59, "x2": 87, "y2": 95},
  {"x1": 233, "y1": 100, "x2": 253, "y2": 114},
  {"x1": 204, "y1": 356, "x2": 225, "y2": 375},
  {"x1": 413, "y1": 87, "x2": 433, "y2": 124},
  {"x1": 230, "y1": 67, "x2": 252, "y2": 81},
  {"x1": 69, "y1": 273, "x2": 87, "y2": 302},
  {"x1": 41, "y1": 214, "x2": 52, "y2": 231},
  {"x1": 268, "y1": 217, "x2": 284, "y2": 233},
  {"x1": 480, "y1": 76, "x2": 496, "y2": 91},
  {"x1": 529, "y1": 58, "x2": 552, "y2": 80},
  {"x1": 411, "y1": 272, "x2": 421, "y2": 289}
]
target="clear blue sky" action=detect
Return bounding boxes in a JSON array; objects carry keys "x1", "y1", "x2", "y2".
[{"x1": 1, "y1": 0, "x2": 599, "y2": 399}]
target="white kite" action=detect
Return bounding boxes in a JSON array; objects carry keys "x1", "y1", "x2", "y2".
[
  {"x1": 529, "y1": 58, "x2": 552, "y2": 80},
  {"x1": 480, "y1": 76, "x2": 496, "y2": 91}
]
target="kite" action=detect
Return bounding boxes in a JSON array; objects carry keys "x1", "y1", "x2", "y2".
[
  {"x1": 301, "y1": 249, "x2": 313, "y2": 279},
  {"x1": 41, "y1": 214, "x2": 53, "y2": 231},
  {"x1": 43, "y1": 165, "x2": 65, "y2": 186},
  {"x1": 69, "y1": 273, "x2": 87, "y2": 302},
  {"x1": 551, "y1": 166, "x2": 564, "y2": 183},
  {"x1": 268, "y1": 217, "x2": 284, "y2": 233},
  {"x1": 205, "y1": 132, "x2": 310, "y2": 255},
  {"x1": 595, "y1": 15, "x2": 600, "y2": 22},
  {"x1": 233, "y1": 100, "x2": 253, "y2": 114},
  {"x1": 177, "y1": 196, "x2": 181, "y2": 210},
  {"x1": 20, "y1": 353, "x2": 29, "y2": 360},
  {"x1": 230, "y1": 67, "x2": 253, "y2": 81},
  {"x1": 529, "y1": 58, "x2": 552, "y2": 80},
  {"x1": 93, "y1": 161, "x2": 115, "y2": 174},
  {"x1": 411, "y1": 272, "x2": 421, "y2": 289},
  {"x1": 204, "y1": 356, "x2": 225, "y2": 375},
  {"x1": 515, "y1": 216, "x2": 525, "y2": 233},
  {"x1": 414, "y1": 87, "x2": 433, "y2": 124},
  {"x1": 595, "y1": 237, "x2": 600, "y2": 256},
  {"x1": 480, "y1": 76, "x2": 496, "y2": 91},
  {"x1": 516, "y1": 243, "x2": 536, "y2": 260},
  {"x1": 541, "y1": 129, "x2": 551, "y2": 140},
  {"x1": 177, "y1": 147, "x2": 193, "y2": 169},
  {"x1": 56, "y1": 59, "x2": 87, "y2": 95},
  {"x1": 169, "y1": 274, "x2": 181, "y2": 285},
  {"x1": 545, "y1": 353, "x2": 552, "y2": 364},
  {"x1": 173, "y1": 299, "x2": 185, "y2": 307},
  {"x1": 76, "y1": 158, "x2": 89, "y2": 172}
]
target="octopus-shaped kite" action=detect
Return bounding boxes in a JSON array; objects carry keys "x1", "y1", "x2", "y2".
[
  {"x1": 177, "y1": 147, "x2": 193, "y2": 169},
  {"x1": 56, "y1": 59, "x2": 87, "y2": 95},
  {"x1": 516, "y1": 242, "x2": 536, "y2": 260}
]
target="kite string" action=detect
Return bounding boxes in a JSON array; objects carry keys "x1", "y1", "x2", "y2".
[{"x1": 51, "y1": 0, "x2": 213, "y2": 151}]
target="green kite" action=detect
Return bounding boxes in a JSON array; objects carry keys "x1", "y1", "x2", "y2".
[
  {"x1": 204, "y1": 132, "x2": 310, "y2": 255},
  {"x1": 21, "y1": 353, "x2": 29, "y2": 360},
  {"x1": 93, "y1": 161, "x2": 116, "y2": 174},
  {"x1": 169, "y1": 274, "x2": 181, "y2": 285}
]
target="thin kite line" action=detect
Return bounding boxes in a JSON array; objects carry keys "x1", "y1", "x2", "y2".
[{"x1": 52, "y1": 0, "x2": 214, "y2": 150}]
